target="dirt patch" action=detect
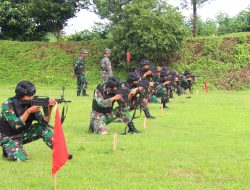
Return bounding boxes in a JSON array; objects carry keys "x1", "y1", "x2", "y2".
[
  {"x1": 217, "y1": 68, "x2": 250, "y2": 90},
  {"x1": 56, "y1": 43, "x2": 77, "y2": 53},
  {"x1": 168, "y1": 168, "x2": 202, "y2": 176},
  {"x1": 220, "y1": 37, "x2": 238, "y2": 51}
]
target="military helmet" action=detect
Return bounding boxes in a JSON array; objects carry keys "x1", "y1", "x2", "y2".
[
  {"x1": 106, "y1": 77, "x2": 120, "y2": 88},
  {"x1": 127, "y1": 72, "x2": 140, "y2": 83},
  {"x1": 160, "y1": 70, "x2": 169, "y2": 79},
  {"x1": 80, "y1": 49, "x2": 88, "y2": 54},
  {"x1": 15, "y1": 81, "x2": 36, "y2": 97},
  {"x1": 183, "y1": 70, "x2": 191, "y2": 76},
  {"x1": 104, "y1": 48, "x2": 111, "y2": 54},
  {"x1": 140, "y1": 59, "x2": 150, "y2": 67}
]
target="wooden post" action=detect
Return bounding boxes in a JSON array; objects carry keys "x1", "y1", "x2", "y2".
[
  {"x1": 144, "y1": 116, "x2": 147, "y2": 129},
  {"x1": 113, "y1": 130, "x2": 118, "y2": 151},
  {"x1": 54, "y1": 174, "x2": 57, "y2": 190}
]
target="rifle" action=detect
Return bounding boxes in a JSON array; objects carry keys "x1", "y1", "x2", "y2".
[{"x1": 22, "y1": 86, "x2": 71, "y2": 124}]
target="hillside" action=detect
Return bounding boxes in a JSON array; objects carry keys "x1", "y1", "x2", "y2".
[{"x1": 0, "y1": 32, "x2": 249, "y2": 89}]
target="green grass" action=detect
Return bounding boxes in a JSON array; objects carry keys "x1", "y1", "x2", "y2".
[{"x1": 1, "y1": 88, "x2": 250, "y2": 190}]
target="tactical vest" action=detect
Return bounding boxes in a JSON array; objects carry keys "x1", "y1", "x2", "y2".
[
  {"x1": 92, "y1": 85, "x2": 115, "y2": 114},
  {"x1": 75, "y1": 64, "x2": 84, "y2": 75},
  {"x1": 0, "y1": 97, "x2": 37, "y2": 136}
]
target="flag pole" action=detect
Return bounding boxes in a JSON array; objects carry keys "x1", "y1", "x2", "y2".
[{"x1": 54, "y1": 174, "x2": 57, "y2": 190}]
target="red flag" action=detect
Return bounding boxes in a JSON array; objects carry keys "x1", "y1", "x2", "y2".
[
  {"x1": 52, "y1": 106, "x2": 68, "y2": 176},
  {"x1": 204, "y1": 81, "x2": 208, "y2": 93},
  {"x1": 127, "y1": 51, "x2": 131, "y2": 63}
]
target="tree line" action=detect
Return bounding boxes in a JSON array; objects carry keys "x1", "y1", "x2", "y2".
[{"x1": 0, "y1": 0, "x2": 249, "y2": 64}]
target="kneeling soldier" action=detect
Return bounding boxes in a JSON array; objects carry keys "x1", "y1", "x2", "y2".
[
  {"x1": 0, "y1": 81, "x2": 56, "y2": 161},
  {"x1": 89, "y1": 77, "x2": 139, "y2": 135}
]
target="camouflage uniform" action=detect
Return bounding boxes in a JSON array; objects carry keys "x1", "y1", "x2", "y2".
[
  {"x1": 0, "y1": 98, "x2": 53, "y2": 161},
  {"x1": 89, "y1": 86, "x2": 131, "y2": 133},
  {"x1": 100, "y1": 57, "x2": 113, "y2": 82},
  {"x1": 74, "y1": 56, "x2": 88, "y2": 96},
  {"x1": 180, "y1": 71, "x2": 196, "y2": 94}
]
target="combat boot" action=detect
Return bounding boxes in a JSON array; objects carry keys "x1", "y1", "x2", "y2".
[
  {"x1": 161, "y1": 99, "x2": 167, "y2": 109},
  {"x1": 68, "y1": 154, "x2": 73, "y2": 160},
  {"x1": 143, "y1": 107, "x2": 156, "y2": 119},
  {"x1": 82, "y1": 89, "x2": 89, "y2": 96},
  {"x1": 127, "y1": 122, "x2": 140, "y2": 134},
  {"x1": 2, "y1": 147, "x2": 7, "y2": 158},
  {"x1": 77, "y1": 91, "x2": 81, "y2": 96}
]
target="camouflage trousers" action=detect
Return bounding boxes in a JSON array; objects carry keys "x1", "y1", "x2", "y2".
[
  {"x1": 76, "y1": 74, "x2": 87, "y2": 93},
  {"x1": 154, "y1": 84, "x2": 169, "y2": 103},
  {"x1": 0, "y1": 123, "x2": 53, "y2": 161},
  {"x1": 89, "y1": 107, "x2": 131, "y2": 134}
]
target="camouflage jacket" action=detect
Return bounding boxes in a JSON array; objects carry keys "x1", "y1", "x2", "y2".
[
  {"x1": 74, "y1": 56, "x2": 85, "y2": 75},
  {"x1": 0, "y1": 98, "x2": 43, "y2": 135},
  {"x1": 100, "y1": 57, "x2": 113, "y2": 77}
]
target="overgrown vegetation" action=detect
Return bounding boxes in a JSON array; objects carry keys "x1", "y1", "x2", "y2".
[
  {"x1": 0, "y1": 32, "x2": 249, "y2": 90},
  {"x1": 173, "y1": 32, "x2": 250, "y2": 90}
]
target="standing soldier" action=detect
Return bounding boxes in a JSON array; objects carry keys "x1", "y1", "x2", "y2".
[
  {"x1": 74, "y1": 49, "x2": 89, "y2": 96},
  {"x1": 100, "y1": 48, "x2": 113, "y2": 82}
]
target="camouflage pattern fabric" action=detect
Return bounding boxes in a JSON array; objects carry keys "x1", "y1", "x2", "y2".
[
  {"x1": 77, "y1": 74, "x2": 87, "y2": 93},
  {"x1": 0, "y1": 124, "x2": 53, "y2": 161},
  {"x1": 74, "y1": 56, "x2": 87, "y2": 93},
  {"x1": 0, "y1": 98, "x2": 53, "y2": 161},
  {"x1": 89, "y1": 88, "x2": 131, "y2": 133},
  {"x1": 90, "y1": 108, "x2": 131, "y2": 133},
  {"x1": 154, "y1": 83, "x2": 169, "y2": 104},
  {"x1": 100, "y1": 57, "x2": 113, "y2": 82}
]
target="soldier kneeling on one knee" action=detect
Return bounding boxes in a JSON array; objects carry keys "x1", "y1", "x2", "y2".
[
  {"x1": 0, "y1": 81, "x2": 57, "y2": 161},
  {"x1": 89, "y1": 76, "x2": 140, "y2": 135}
]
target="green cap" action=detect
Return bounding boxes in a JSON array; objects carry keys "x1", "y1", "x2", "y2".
[{"x1": 104, "y1": 48, "x2": 111, "y2": 53}]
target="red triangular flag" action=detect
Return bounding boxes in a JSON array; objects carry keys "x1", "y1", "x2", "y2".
[
  {"x1": 52, "y1": 106, "x2": 68, "y2": 176},
  {"x1": 204, "y1": 81, "x2": 209, "y2": 93},
  {"x1": 127, "y1": 51, "x2": 131, "y2": 63}
]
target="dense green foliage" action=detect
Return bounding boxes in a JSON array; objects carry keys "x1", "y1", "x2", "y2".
[
  {"x1": 173, "y1": 33, "x2": 250, "y2": 90},
  {"x1": 185, "y1": 5, "x2": 250, "y2": 37},
  {"x1": 108, "y1": 0, "x2": 188, "y2": 65},
  {"x1": 0, "y1": 0, "x2": 88, "y2": 41},
  {"x1": 1, "y1": 88, "x2": 250, "y2": 189}
]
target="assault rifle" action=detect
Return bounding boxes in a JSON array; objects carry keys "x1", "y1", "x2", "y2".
[{"x1": 22, "y1": 86, "x2": 71, "y2": 123}]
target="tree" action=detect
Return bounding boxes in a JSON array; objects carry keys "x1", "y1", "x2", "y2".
[
  {"x1": 0, "y1": 1, "x2": 45, "y2": 40},
  {"x1": 234, "y1": 6, "x2": 250, "y2": 32},
  {"x1": 108, "y1": 0, "x2": 188, "y2": 65},
  {"x1": 216, "y1": 12, "x2": 236, "y2": 35},
  {"x1": 181, "y1": 0, "x2": 214, "y2": 37},
  {"x1": 198, "y1": 18, "x2": 217, "y2": 36},
  {"x1": 90, "y1": 0, "x2": 132, "y2": 24},
  {"x1": 28, "y1": 0, "x2": 88, "y2": 41},
  {"x1": 0, "y1": 0, "x2": 89, "y2": 41}
]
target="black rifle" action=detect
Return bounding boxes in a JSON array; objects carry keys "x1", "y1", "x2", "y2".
[{"x1": 22, "y1": 86, "x2": 71, "y2": 124}]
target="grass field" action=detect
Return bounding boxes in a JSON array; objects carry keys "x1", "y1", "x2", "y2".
[{"x1": 0, "y1": 87, "x2": 250, "y2": 190}]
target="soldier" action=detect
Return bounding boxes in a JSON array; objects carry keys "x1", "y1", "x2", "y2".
[
  {"x1": 89, "y1": 76, "x2": 140, "y2": 135},
  {"x1": 100, "y1": 48, "x2": 113, "y2": 82},
  {"x1": 180, "y1": 70, "x2": 196, "y2": 94},
  {"x1": 0, "y1": 81, "x2": 56, "y2": 161},
  {"x1": 74, "y1": 49, "x2": 89, "y2": 96}
]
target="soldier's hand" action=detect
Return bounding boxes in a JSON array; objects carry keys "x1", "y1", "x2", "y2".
[
  {"x1": 147, "y1": 70, "x2": 153, "y2": 75},
  {"x1": 112, "y1": 94, "x2": 123, "y2": 101},
  {"x1": 129, "y1": 89, "x2": 137, "y2": 96},
  {"x1": 164, "y1": 81, "x2": 171, "y2": 86},
  {"x1": 48, "y1": 98, "x2": 56, "y2": 107},
  {"x1": 27, "y1": 106, "x2": 41, "y2": 113}
]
